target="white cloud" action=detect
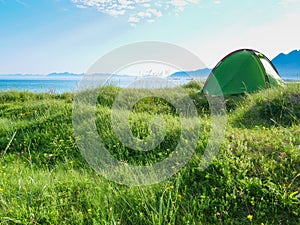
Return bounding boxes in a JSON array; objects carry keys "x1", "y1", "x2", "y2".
[
  {"x1": 16, "y1": 0, "x2": 29, "y2": 7},
  {"x1": 213, "y1": 0, "x2": 221, "y2": 4},
  {"x1": 171, "y1": 0, "x2": 188, "y2": 7},
  {"x1": 147, "y1": 8, "x2": 162, "y2": 17},
  {"x1": 147, "y1": 19, "x2": 155, "y2": 23},
  {"x1": 118, "y1": 0, "x2": 134, "y2": 6},
  {"x1": 128, "y1": 16, "x2": 140, "y2": 23},
  {"x1": 279, "y1": 0, "x2": 300, "y2": 6},
  {"x1": 106, "y1": 9, "x2": 126, "y2": 15},
  {"x1": 76, "y1": 4, "x2": 87, "y2": 8},
  {"x1": 137, "y1": 11, "x2": 152, "y2": 18},
  {"x1": 135, "y1": 0, "x2": 151, "y2": 3},
  {"x1": 71, "y1": 0, "x2": 199, "y2": 24}
]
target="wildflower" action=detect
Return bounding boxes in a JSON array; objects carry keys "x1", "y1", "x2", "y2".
[
  {"x1": 87, "y1": 209, "x2": 92, "y2": 214},
  {"x1": 18, "y1": 113, "x2": 24, "y2": 117},
  {"x1": 247, "y1": 214, "x2": 253, "y2": 221},
  {"x1": 168, "y1": 185, "x2": 175, "y2": 189}
]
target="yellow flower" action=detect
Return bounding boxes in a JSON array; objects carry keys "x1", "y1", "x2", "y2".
[
  {"x1": 261, "y1": 223, "x2": 264, "y2": 225},
  {"x1": 168, "y1": 185, "x2": 175, "y2": 189},
  {"x1": 87, "y1": 209, "x2": 92, "y2": 214},
  {"x1": 247, "y1": 214, "x2": 253, "y2": 221}
]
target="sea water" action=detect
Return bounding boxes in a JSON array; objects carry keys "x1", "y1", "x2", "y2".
[
  {"x1": 0, "y1": 76, "x2": 193, "y2": 94},
  {"x1": 0, "y1": 80, "x2": 79, "y2": 94}
]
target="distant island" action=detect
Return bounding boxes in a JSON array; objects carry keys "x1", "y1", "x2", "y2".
[
  {"x1": 168, "y1": 68, "x2": 211, "y2": 80},
  {"x1": 47, "y1": 72, "x2": 84, "y2": 77},
  {"x1": 0, "y1": 72, "x2": 84, "y2": 80}
]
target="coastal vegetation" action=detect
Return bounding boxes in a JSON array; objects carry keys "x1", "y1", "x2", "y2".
[{"x1": 0, "y1": 82, "x2": 299, "y2": 224}]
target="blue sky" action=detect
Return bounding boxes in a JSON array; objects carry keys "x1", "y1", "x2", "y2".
[{"x1": 0, "y1": 0, "x2": 300, "y2": 74}]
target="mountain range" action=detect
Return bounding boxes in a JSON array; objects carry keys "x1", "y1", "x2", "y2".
[
  {"x1": 0, "y1": 50, "x2": 299, "y2": 81},
  {"x1": 271, "y1": 50, "x2": 300, "y2": 80}
]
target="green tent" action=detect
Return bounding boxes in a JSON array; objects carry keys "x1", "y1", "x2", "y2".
[{"x1": 202, "y1": 49, "x2": 283, "y2": 95}]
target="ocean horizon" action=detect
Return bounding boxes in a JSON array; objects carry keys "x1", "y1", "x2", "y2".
[
  {"x1": 0, "y1": 76, "x2": 195, "y2": 94},
  {"x1": 0, "y1": 73, "x2": 298, "y2": 94}
]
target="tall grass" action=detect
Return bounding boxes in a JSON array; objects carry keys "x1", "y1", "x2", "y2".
[{"x1": 0, "y1": 83, "x2": 299, "y2": 224}]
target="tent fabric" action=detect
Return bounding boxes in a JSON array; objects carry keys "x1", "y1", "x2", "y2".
[{"x1": 202, "y1": 49, "x2": 283, "y2": 96}]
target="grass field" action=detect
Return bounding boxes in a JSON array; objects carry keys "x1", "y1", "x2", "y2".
[{"x1": 0, "y1": 82, "x2": 299, "y2": 224}]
